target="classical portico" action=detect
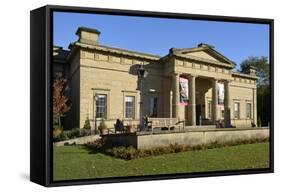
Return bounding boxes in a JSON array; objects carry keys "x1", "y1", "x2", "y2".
[{"x1": 170, "y1": 72, "x2": 232, "y2": 126}]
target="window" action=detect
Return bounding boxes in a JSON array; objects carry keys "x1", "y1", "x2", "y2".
[
  {"x1": 149, "y1": 97, "x2": 158, "y2": 117},
  {"x1": 234, "y1": 102, "x2": 240, "y2": 119},
  {"x1": 125, "y1": 96, "x2": 135, "y2": 118},
  {"x1": 207, "y1": 100, "x2": 212, "y2": 119},
  {"x1": 96, "y1": 94, "x2": 107, "y2": 118},
  {"x1": 246, "y1": 103, "x2": 252, "y2": 118}
]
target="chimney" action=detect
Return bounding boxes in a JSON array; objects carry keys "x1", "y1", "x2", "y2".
[
  {"x1": 248, "y1": 66, "x2": 257, "y2": 76},
  {"x1": 197, "y1": 43, "x2": 215, "y2": 49},
  {"x1": 75, "y1": 26, "x2": 101, "y2": 45},
  {"x1": 242, "y1": 65, "x2": 257, "y2": 76}
]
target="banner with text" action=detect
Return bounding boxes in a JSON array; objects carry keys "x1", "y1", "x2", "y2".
[
  {"x1": 217, "y1": 82, "x2": 225, "y2": 105},
  {"x1": 179, "y1": 77, "x2": 189, "y2": 106}
]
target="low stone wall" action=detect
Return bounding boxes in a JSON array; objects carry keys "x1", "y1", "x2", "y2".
[
  {"x1": 104, "y1": 127, "x2": 269, "y2": 149},
  {"x1": 102, "y1": 133, "x2": 137, "y2": 148},
  {"x1": 53, "y1": 135, "x2": 100, "y2": 147}
]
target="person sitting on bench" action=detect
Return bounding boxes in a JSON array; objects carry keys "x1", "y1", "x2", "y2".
[{"x1": 115, "y1": 119, "x2": 124, "y2": 133}]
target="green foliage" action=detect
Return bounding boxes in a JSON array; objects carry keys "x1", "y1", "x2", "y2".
[
  {"x1": 86, "y1": 137, "x2": 269, "y2": 160},
  {"x1": 53, "y1": 127, "x2": 63, "y2": 138},
  {"x1": 257, "y1": 85, "x2": 270, "y2": 126},
  {"x1": 53, "y1": 128, "x2": 91, "y2": 142},
  {"x1": 83, "y1": 117, "x2": 91, "y2": 129}
]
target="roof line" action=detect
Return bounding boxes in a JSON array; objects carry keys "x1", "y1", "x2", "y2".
[
  {"x1": 171, "y1": 46, "x2": 235, "y2": 67},
  {"x1": 232, "y1": 72, "x2": 258, "y2": 79},
  {"x1": 173, "y1": 53, "x2": 234, "y2": 68},
  {"x1": 71, "y1": 42, "x2": 161, "y2": 60}
]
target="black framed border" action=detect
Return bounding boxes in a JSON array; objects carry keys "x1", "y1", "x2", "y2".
[{"x1": 30, "y1": 4, "x2": 274, "y2": 187}]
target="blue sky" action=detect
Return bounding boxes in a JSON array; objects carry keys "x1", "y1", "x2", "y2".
[{"x1": 54, "y1": 12, "x2": 269, "y2": 69}]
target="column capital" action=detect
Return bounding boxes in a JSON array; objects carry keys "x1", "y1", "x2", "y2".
[
  {"x1": 211, "y1": 77, "x2": 218, "y2": 83},
  {"x1": 187, "y1": 74, "x2": 198, "y2": 79},
  {"x1": 223, "y1": 79, "x2": 232, "y2": 83},
  {"x1": 172, "y1": 72, "x2": 179, "y2": 77}
]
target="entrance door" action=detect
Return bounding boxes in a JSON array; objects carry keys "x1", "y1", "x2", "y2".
[{"x1": 196, "y1": 104, "x2": 201, "y2": 125}]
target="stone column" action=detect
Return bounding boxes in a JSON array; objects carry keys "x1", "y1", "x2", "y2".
[
  {"x1": 189, "y1": 75, "x2": 196, "y2": 126},
  {"x1": 224, "y1": 80, "x2": 231, "y2": 127},
  {"x1": 212, "y1": 78, "x2": 218, "y2": 124},
  {"x1": 170, "y1": 90, "x2": 173, "y2": 118},
  {"x1": 172, "y1": 73, "x2": 179, "y2": 118},
  {"x1": 253, "y1": 88, "x2": 257, "y2": 126}
]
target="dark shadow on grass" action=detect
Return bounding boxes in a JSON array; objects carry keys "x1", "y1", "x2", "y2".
[
  {"x1": 83, "y1": 145, "x2": 130, "y2": 161},
  {"x1": 82, "y1": 145, "x2": 103, "y2": 155}
]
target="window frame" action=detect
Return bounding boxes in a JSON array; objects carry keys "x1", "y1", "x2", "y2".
[
  {"x1": 234, "y1": 102, "x2": 240, "y2": 119},
  {"x1": 149, "y1": 96, "x2": 158, "y2": 117},
  {"x1": 246, "y1": 102, "x2": 252, "y2": 119},
  {"x1": 95, "y1": 94, "x2": 108, "y2": 119},
  {"x1": 125, "y1": 95, "x2": 135, "y2": 119}
]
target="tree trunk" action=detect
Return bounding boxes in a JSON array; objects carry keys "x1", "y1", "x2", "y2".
[{"x1": 58, "y1": 117, "x2": 61, "y2": 129}]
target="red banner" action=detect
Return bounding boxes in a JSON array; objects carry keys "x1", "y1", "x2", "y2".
[
  {"x1": 217, "y1": 82, "x2": 224, "y2": 105},
  {"x1": 179, "y1": 77, "x2": 189, "y2": 106}
]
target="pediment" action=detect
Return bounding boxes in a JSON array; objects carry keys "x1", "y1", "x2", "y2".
[
  {"x1": 173, "y1": 47, "x2": 235, "y2": 67},
  {"x1": 183, "y1": 50, "x2": 221, "y2": 62}
]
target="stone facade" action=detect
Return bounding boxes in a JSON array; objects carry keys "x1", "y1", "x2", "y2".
[{"x1": 53, "y1": 26, "x2": 258, "y2": 130}]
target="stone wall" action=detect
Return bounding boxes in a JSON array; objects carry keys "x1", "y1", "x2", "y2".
[
  {"x1": 78, "y1": 48, "x2": 163, "y2": 129},
  {"x1": 53, "y1": 135, "x2": 100, "y2": 147}
]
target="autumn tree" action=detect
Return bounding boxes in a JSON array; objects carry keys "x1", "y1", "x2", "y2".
[{"x1": 53, "y1": 73, "x2": 71, "y2": 129}]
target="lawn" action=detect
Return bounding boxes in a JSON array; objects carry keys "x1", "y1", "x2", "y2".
[{"x1": 53, "y1": 142, "x2": 269, "y2": 181}]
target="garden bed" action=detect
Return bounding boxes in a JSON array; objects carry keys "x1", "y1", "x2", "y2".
[{"x1": 85, "y1": 137, "x2": 269, "y2": 160}]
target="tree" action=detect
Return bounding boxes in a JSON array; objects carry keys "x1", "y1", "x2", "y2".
[
  {"x1": 53, "y1": 73, "x2": 71, "y2": 129},
  {"x1": 83, "y1": 116, "x2": 91, "y2": 129},
  {"x1": 257, "y1": 84, "x2": 270, "y2": 126},
  {"x1": 240, "y1": 56, "x2": 270, "y2": 126}
]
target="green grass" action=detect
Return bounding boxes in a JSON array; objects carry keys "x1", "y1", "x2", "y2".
[{"x1": 53, "y1": 142, "x2": 269, "y2": 181}]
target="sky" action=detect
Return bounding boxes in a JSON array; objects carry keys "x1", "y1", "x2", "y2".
[{"x1": 54, "y1": 12, "x2": 270, "y2": 69}]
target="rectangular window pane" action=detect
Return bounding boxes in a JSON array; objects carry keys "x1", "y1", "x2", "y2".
[
  {"x1": 234, "y1": 102, "x2": 240, "y2": 119},
  {"x1": 96, "y1": 94, "x2": 107, "y2": 118},
  {"x1": 125, "y1": 96, "x2": 135, "y2": 118},
  {"x1": 149, "y1": 97, "x2": 158, "y2": 117},
  {"x1": 246, "y1": 103, "x2": 251, "y2": 118}
]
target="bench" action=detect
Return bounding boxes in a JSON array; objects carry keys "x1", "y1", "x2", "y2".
[
  {"x1": 146, "y1": 118, "x2": 185, "y2": 132},
  {"x1": 114, "y1": 123, "x2": 126, "y2": 133}
]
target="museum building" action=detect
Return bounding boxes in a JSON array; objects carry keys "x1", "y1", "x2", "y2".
[{"x1": 53, "y1": 27, "x2": 258, "y2": 130}]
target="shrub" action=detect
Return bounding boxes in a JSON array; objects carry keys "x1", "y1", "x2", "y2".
[
  {"x1": 85, "y1": 137, "x2": 269, "y2": 160},
  {"x1": 83, "y1": 117, "x2": 91, "y2": 129},
  {"x1": 59, "y1": 131, "x2": 69, "y2": 141},
  {"x1": 67, "y1": 128, "x2": 80, "y2": 138},
  {"x1": 80, "y1": 128, "x2": 91, "y2": 137},
  {"x1": 53, "y1": 127, "x2": 62, "y2": 138},
  {"x1": 98, "y1": 119, "x2": 107, "y2": 132},
  {"x1": 86, "y1": 138, "x2": 107, "y2": 149},
  {"x1": 53, "y1": 128, "x2": 91, "y2": 142}
]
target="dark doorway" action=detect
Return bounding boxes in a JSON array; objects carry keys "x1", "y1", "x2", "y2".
[{"x1": 196, "y1": 104, "x2": 201, "y2": 125}]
